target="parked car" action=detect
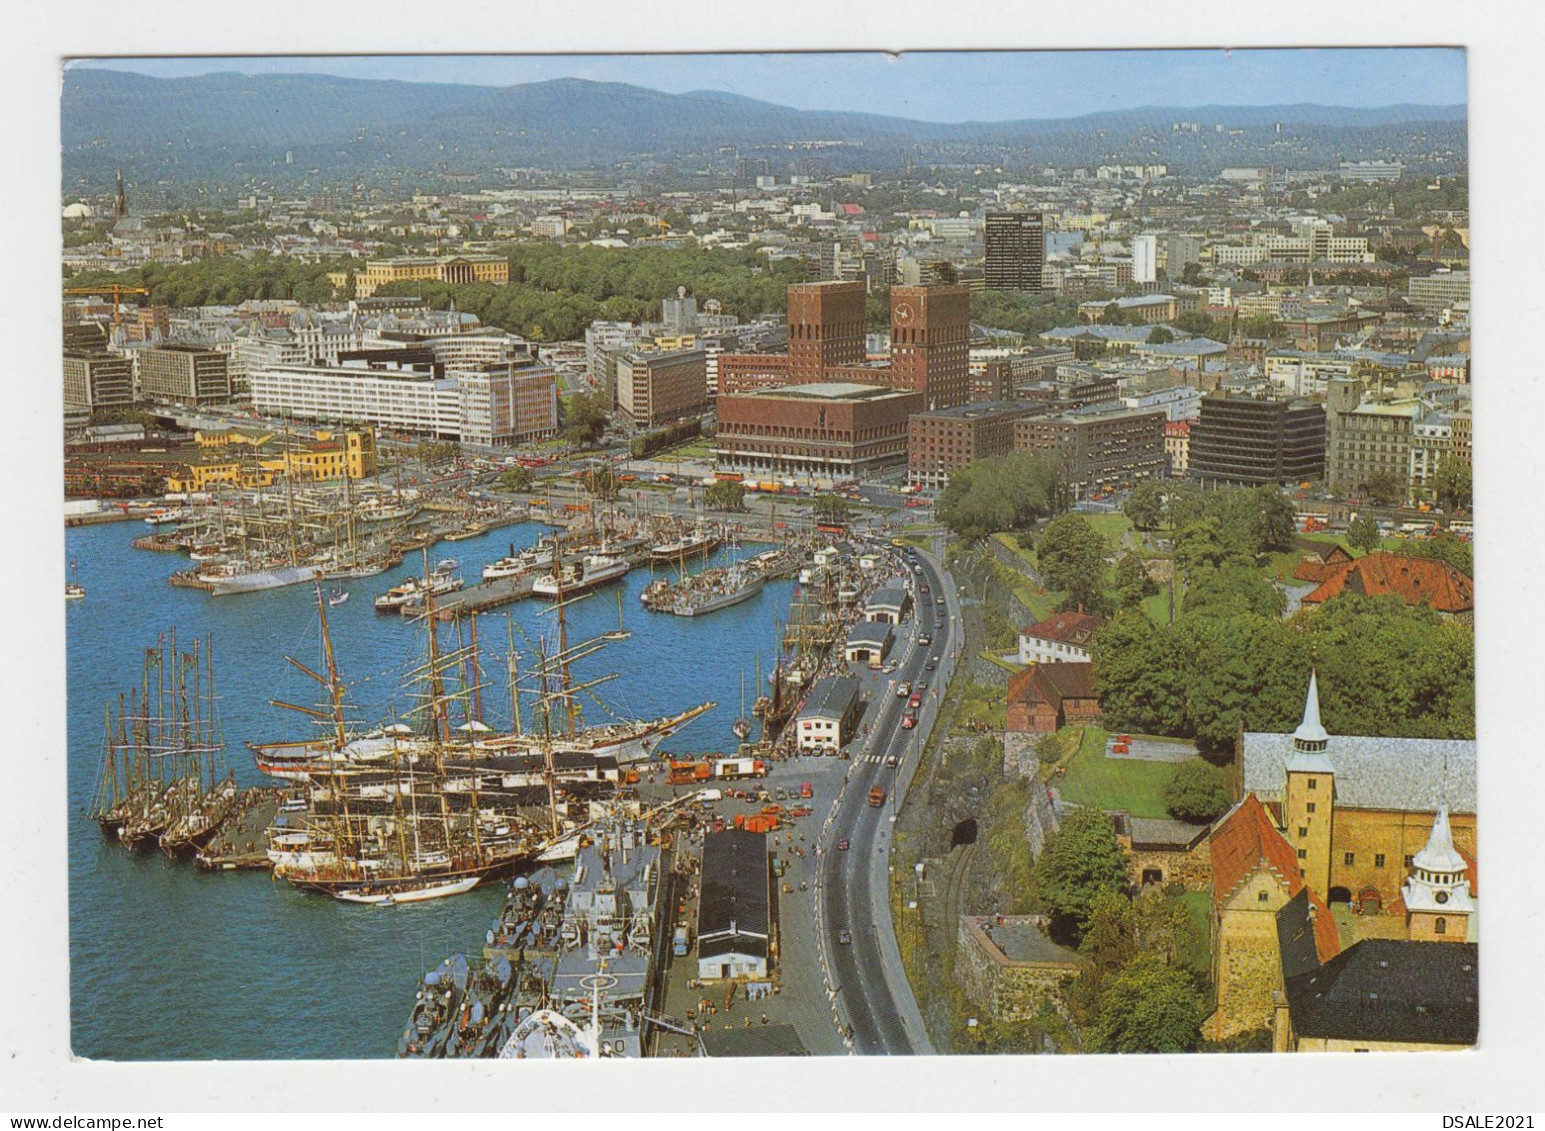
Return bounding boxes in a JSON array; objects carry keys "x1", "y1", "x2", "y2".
[
  {"x1": 837, "y1": 837, "x2": 850, "y2": 851},
  {"x1": 837, "y1": 928, "x2": 852, "y2": 945}
]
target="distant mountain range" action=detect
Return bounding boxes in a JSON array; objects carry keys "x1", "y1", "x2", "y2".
[{"x1": 61, "y1": 68, "x2": 1467, "y2": 199}]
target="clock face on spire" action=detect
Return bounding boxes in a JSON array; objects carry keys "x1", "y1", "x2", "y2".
[{"x1": 894, "y1": 301, "x2": 915, "y2": 326}]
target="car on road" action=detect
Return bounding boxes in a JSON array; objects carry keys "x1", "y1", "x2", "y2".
[
  {"x1": 837, "y1": 837, "x2": 850, "y2": 851},
  {"x1": 896, "y1": 682, "x2": 910, "y2": 697},
  {"x1": 901, "y1": 712, "x2": 917, "y2": 729},
  {"x1": 917, "y1": 679, "x2": 928, "y2": 690},
  {"x1": 918, "y1": 633, "x2": 932, "y2": 646},
  {"x1": 920, "y1": 583, "x2": 930, "y2": 594},
  {"x1": 837, "y1": 928, "x2": 852, "y2": 945},
  {"x1": 926, "y1": 658, "x2": 938, "y2": 671},
  {"x1": 936, "y1": 596, "x2": 946, "y2": 606},
  {"x1": 885, "y1": 754, "x2": 900, "y2": 767},
  {"x1": 908, "y1": 693, "x2": 921, "y2": 708}
]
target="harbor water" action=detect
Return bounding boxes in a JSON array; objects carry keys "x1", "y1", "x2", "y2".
[{"x1": 65, "y1": 519, "x2": 794, "y2": 1059}]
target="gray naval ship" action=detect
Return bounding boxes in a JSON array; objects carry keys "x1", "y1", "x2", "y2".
[{"x1": 398, "y1": 807, "x2": 669, "y2": 1058}]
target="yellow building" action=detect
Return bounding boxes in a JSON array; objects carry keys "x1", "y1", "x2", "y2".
[
  {"x1": 330, "y1": 254, "x2": 510, "y2": 299},
  {"x1": 170, "y1": 429, "x2": 376, "y2": 491},
  {"x1": 1205, "y1": 673, "x2": 1479, "y2": 1048}
]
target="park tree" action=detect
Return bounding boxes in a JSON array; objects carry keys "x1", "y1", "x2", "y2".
[
  {"x1": 1123, "y1": 482, "x2": 1166, "y2": 531},
  {"x1": 1173, "y1": 614, "x2": 1308, "y2": 757},
  {"x1": 1087, "y1": 954, "x2": 1206, "y2": 1053},
  {"x1": 497, "y1": 466, "x2": 533, "y2": 493},
  {"x1": 1239, "y1": 314, "x2": 1280, "y2": 339},
  {"x1": 1347, "y1": 514, "x2": 1381, "y2": 554},
  {"x1": 1404, "y1": 532, "x2": 1473, "y2": 578},
  {"x1": 1251, "y1": 486, "x2": 1298, "y2": 553},
  {"x1": 1182, "y1": 563, "x2": 1286, "y2": 619},
  {"x1": 1036, "y1": 514, "x2": 1111, "y2": 613},
  {"x1": 1146, "y1": 326, "x2": 1175, "y2": 345},
  {"x1": 1362, "y1": 470, "x2": 1407, "y2": 506},
  {"x1": 1164, "y1": 760, "x2": 1233, "y2": 823},
  {"x1": 811, "y1": 493, "x2": 850, "y2": 524},
  {"x1": 704, "y1": 480, "x2": 747, "y2": 511},
  {"x1": 1172, "y1": 516, "x2": 1243, "y2": 574},
  {"x1": 937, "y1": 452, "x2": 1063, "y2": 540},
  {"x1": 582, "y1": 465, "x2": 621, "y2": 501},
  {"x1": 1089, "y1": 611, "x2": 1189, "y2": 737},
  {"x1": 1033, "y1": 806, "x2": 1131, "y2": 943},
  {"x1": 561, "y1": 391, "x2": 611, "y2": 446},
  {"x1": 1432, "y1": 455, "x2": 1473, "y2": 511},
  {"x1": 1112, "y1": 551, "x2": 1158, "y2": 610}
]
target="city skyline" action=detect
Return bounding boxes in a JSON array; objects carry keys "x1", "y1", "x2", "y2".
[{"x1": 67, "y1": 48, "x2": 1466, "y2": 124}]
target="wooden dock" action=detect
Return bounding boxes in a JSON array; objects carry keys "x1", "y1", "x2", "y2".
[{"x1": 195, "y1": 787, "x2": 281, "y2": 873}]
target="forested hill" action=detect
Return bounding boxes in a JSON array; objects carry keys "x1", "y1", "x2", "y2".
[{"x1": 62, "y1": 68, "x2": 1466, "y2": 198}]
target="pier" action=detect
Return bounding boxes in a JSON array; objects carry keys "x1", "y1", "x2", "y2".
[{"x1": 194, "y1": 787, "x2": 281, "y2": 872}]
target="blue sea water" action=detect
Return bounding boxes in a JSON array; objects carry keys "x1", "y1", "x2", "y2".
[{"x1": 65, "y1": 520, "x2": 792, "y2": 1060}]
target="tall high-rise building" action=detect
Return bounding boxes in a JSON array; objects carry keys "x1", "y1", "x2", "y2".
[
  {"x1": 786, "y1": 281, "x2": 867, "y2": 385},
  {"x1": 888, "y1": 285, "x2": 971, "y2": 410},
  {"x1": 1131, "y1": 234, "x2": 1158, "y2": 285},
  {"x1": 984, "y1": 212, "x2": 1046, "y2": 292}
]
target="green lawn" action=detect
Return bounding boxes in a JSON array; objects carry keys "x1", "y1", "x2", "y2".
[
  {"x1": 657, "y1": 438, "x2": 716, "y2": 461},
  {"x1": 1169, "y1": 890, "x2": 1213, "y2": 979},
  {"x1": 1085, "y1": 513, "x2": 1134, "y2": 545},
  {"x1": 1055, "y1": 725, "x2": 1190, "y2": 819},
  {"x1": 1140, "y1": 590, "x2": 1173, "y2": 624}
]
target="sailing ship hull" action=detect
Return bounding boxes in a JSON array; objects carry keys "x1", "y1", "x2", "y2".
[
  {"x1": 333, "y1": 876, "x2": 482, "y2": 904},
  {"x1": 203, "y1": 564, "x2": 320, "y2": 596}
]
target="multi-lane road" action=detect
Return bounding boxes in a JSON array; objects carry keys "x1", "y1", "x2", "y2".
[{"x1": 816, "y1": 541, "x2": 960, "y2": 1055}]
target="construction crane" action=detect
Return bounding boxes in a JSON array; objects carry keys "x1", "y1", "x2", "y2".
[{"x1": 62, "y1": 284, "x2": 150, "y2": 326}]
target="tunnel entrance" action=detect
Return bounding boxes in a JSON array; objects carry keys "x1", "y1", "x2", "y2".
[{"x1": 950, "y1": 818, "x2": 978, "y2": 848}]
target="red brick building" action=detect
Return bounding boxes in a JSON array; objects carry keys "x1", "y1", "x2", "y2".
[
  {"x1": 714, "y1": 381, "x2": 924, "y2": 479},
  {"x1": 1005, "y1": 662, "x2": 1103, "y2": 734},
  {"x1": 717, "y1": 353, "x2": 791, "y2": 397},
  {"x1": 787, "y1": 281, "x2": 867, "y2": 385},
  {"x1": 888, "y1": 284, "x2": 971, "y2": 409},
  {"x1": 907, "y1": 400, "x2": 1038, "y2": 488}
]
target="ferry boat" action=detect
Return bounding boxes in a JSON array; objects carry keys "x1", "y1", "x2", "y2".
[
  {"x1": 649, "y1": 524, "x2": 720, "y2": 565},
  {"x1": 142, "y1": 507, "x2": 188, "y2": 527},
  {"x1": 531, "y1": 554, "x2": 630, "y2": 599},
  {"x1": 375, "y1": 560, "x2": 463, "y2": 611},
  {"x1": 482, "y1": 542, "x2": 555, "y2": 581}
]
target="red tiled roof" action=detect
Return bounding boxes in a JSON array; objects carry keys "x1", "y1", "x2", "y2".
[
  {"x1": 1210, "y1": 794, "x2": 1339, "y2": 961},
  {"x1": 1020, "y1": 611, "x2": 1105, "y2": 646},
  {"x1": 1006, "y1": 662, "x2": 1099, "y2": 708},
  {"x1": 1301, "y1": 551, "x2": 1473, "y2": 613}
]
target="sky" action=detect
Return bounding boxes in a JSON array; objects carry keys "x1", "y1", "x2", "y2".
[{"x1": 68, "y1": 49, "x2": 1465, "y2": 123}]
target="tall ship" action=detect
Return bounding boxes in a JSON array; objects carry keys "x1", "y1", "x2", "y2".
[
  {"x1": 88, "y1": 631, "x2": 238, "y2": 854},
  {"x1": 195, "y1": 559, "x2": 322, "y2": 597},
  {"x1": 263, "y1": 578, "x2": 542, "y2": 903}
]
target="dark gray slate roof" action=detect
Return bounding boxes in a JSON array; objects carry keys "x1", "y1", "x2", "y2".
[
  {"x1": 697, "y1": 828, "x2": 769, "y2": 942},
  {"x1": 846, "y1": 620, "x2": 892, "y2": 647},
  {"x1": 866, "y1": 587, "x2": 908, "y2": 611},
  {"x1": 1285, "y1": 939, "x2": 1477, "y2": 1046},
  {"x1": 1242, "y1": 732, "x2": 1476, "y2": 814},
  {"x1": 802, "y1": 675, "x2": 861, "y2": 721},
  {"x1": 1276, "y1": 888, "x2": 1327, "y2": 983},
  {"x1": 1127, "y1": 816, "x2": 1211, "y2": 851}
]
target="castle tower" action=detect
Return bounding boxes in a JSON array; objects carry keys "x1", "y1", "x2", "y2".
[
  {"x1": 1282, "y1": 671, "x2": 1335, "y2": 898},
  {"x1": 1402, "y1": 807, "x2": 1473, "y2": 943}
]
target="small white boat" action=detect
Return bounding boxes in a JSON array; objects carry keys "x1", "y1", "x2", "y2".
[
  {"x1": 65, "y1": 582, "x2": 86, "y2": 600},
  {"x1": 328, "y1": 588, "x2": 350, "y2": 607}
]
